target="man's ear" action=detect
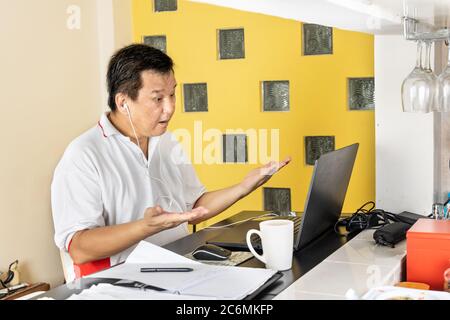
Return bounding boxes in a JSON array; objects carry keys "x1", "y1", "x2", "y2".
[{"x1": 115, "y1": 93, "x2": 128, "y2": 115}]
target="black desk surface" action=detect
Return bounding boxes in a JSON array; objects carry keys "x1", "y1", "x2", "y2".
[{"x1": 36, "y1": 211, "x2": 357, "y2": 300}]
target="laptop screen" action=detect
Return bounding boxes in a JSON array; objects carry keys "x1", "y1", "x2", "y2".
[
  {"x1": 207, "y1": 143, "x2": 359, "y2": 252},
  {"x1": 295, "y1": 143, "x2": 359, "y2": 250}
]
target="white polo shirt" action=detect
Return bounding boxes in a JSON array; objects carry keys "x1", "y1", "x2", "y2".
[{"x1": 51, "y1": 113, "x2": 206, "y2": 271}]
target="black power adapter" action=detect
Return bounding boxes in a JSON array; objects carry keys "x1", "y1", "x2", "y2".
[
  {"x1": 396, "y1": 211, "x2": 430, "y2": 225},
  {"x1": 373, "y1": 222, "x2": 411, "y2": 248},
  {"x1": 373, "y1": 212, "x2": 429, "y2": 248}
]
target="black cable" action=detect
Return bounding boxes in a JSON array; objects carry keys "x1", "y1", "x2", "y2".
[
  {"x1": 0, "y1": 279, "x2": 9, "y2": 298},
  {"x1": 334, "y1": 201, "x2": 398, "y2": 235},
  {"x1": 334, "y1": 201, "x2": 373, "y2": 234},
  {"x1": 355, "y1": 201, "x2": 375, "y2": 213}
]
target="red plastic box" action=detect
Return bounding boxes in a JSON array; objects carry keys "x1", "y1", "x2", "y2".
[{"x1": 406, "y1": 219, "x2": 450, "y2": 290}]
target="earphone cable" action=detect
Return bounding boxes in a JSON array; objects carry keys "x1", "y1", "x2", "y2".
[
  {"x1": 125, "y1": 106, "x2": 197, "y2": 215},
  {"x1": 203, "y1": 213, "x2": 279, "y2": 229}
]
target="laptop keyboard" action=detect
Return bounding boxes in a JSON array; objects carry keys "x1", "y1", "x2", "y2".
[{"x1": 250, "y1": 216, "x2": 302, "y2": 248}]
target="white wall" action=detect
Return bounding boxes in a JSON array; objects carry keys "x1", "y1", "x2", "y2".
[
  {"x1": 0, "y1": 0, "x2": 132, "y2": 288},
  {"x1": 189, "y1": 0, "x2": 404, "y2": 34},
  {"x1": 375, "y1": 35, "x2": 434, "y2": 215},
  {"x1": 113, "y1": 0, "x2": 133, "y2": 50},
  {"x1": 432, "y1": 41, "x2": 450, "y2": 204}
]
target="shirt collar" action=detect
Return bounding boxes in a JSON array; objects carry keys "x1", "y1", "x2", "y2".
[
  {"x1": 98, "y1": 112, "x2": 123, "y2": 138},
  {"x1": 97, "y1": 112, "x2": 163, "y2": 158}
]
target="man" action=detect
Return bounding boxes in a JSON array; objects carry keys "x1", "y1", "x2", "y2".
[{"x1": 51, "y1": 44, "x2": 290, "y2": 279}]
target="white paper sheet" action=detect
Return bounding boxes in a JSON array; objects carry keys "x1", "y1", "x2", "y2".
[
  {"x1": 86, "y1": 241, "x2": 277, "y2": 299},
  {"x1": 125, "y1": 241, "x2": 201, "y2": 265},
  {"x1": 179, "y1": 266, "x2": 278, "y2": 300},
  {"x1": 87, "y1": 262, "x2": 223, "y2": 293}
]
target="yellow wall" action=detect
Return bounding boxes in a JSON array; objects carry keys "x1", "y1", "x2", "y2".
[{"x1": 132, "y1": 0, "x2": 375, "y2": 229}]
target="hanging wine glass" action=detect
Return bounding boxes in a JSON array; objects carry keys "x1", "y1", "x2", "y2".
[
  {"x1": 422, "y1": 41, "x2": 440, "y2": 112},
  {"x1": 401, "y1": 41, "x2": 425, "y2": 112},
  {"x1": 438, "y1": 43, "x2": 450, "y2": 112},
  {"x1": 401, "y1": 40, "x2": 435, "y2": 113}
]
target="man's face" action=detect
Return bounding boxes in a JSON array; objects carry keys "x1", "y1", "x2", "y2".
[{"x1": 128, "y1": 70, "x2": 177, "y2": 137}]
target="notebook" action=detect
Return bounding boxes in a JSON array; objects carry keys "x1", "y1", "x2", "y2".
[{"x1": 86, "y1": 241, "x2": 280, "y2": 300}]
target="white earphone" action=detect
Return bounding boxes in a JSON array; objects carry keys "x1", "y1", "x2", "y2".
[
  {"x1": 123, "y1": 103, "x2": 130, "y2": 114},
  {"x1": 122, "y1": 102, "x2": 181, "y2": 212},
  {"x1": 123, "y1": 103, "x2": 142, "y2": 151}
]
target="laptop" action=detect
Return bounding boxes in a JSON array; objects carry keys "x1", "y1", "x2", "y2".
[{"x1": 207, "y1": 143, "x2": 359, "y2": 251}]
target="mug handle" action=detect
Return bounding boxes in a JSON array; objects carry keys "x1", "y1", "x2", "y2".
[{"x1": 246, "y1": 229, "x2": 266, "y2": 264}]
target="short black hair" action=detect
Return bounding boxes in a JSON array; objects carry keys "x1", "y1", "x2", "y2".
[{"x1": 107, "y1": 44, "x2": 174, "y2": 111}]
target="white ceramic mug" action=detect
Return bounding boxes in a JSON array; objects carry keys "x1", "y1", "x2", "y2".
[{"x1": 246, "y1": 219, "x2": 294, "y2": 271}]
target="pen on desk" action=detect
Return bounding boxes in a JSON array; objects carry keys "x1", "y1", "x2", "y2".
[{"x1": 140, "y1": 267, "x2": 194, "y2": 272}]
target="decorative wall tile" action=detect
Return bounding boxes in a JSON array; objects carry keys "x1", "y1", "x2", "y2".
[
  {"x1": 305, "y1": 136, "x2": 335, "y2": 165},
  {"x1": 154, "y1": 0, "x2": 177, "y2": 12},
  {"x1": 218, "y1": 28, "x2": 245, "y2": 60},
  {"x1": 348, "y1": 77, "x2": 375, "y2": 110},
  {"x1": 263, "y1": 187, "x2": 291, "y2": 214},
  {"x1": 262, "y1": 81, "x2": 290, "y2": 112},
  {"x1": 143, "y1": 35, "x2": 167, "y2": 53},
  {"x1": 303, "y1": 23, "x2": 333, "y2": 55},
  {"x1": 223, "y1": 134, "x2": 247, "y2": 163},
  {"x1": 183, "y1": 83, "x2": 208, "y2": 112}
]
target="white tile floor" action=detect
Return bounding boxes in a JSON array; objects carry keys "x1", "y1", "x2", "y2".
[{"x1": 274, "y1": 230, "x2": 406, "y2": 300}]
